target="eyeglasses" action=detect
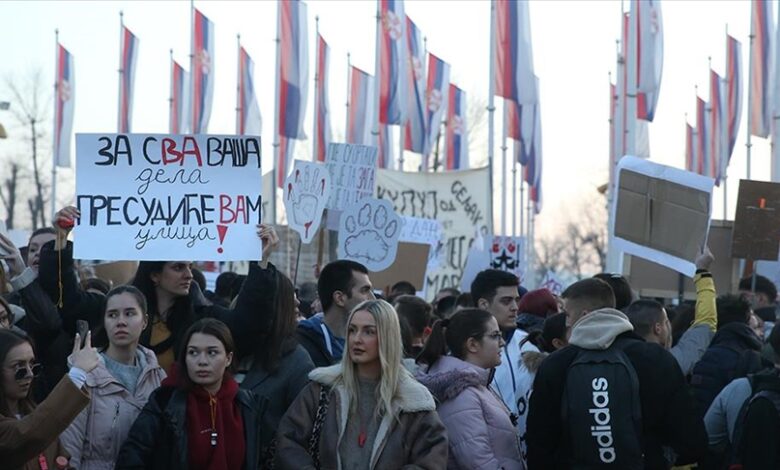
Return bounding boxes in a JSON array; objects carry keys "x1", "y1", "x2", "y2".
[
  {"x1": 13, "y1": 363, "x2": 42, "y2": 381},
  {"x1": 483, "y1": 332, "x2": 503, "y2": 341}
]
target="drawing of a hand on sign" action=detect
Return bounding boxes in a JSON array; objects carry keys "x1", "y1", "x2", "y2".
[
  {"x1": 284, "y1": 160, "x2": 331, "y2": 244},
  {"x1": 338, "y1": 198, "x2": 401, "y2": 271}
]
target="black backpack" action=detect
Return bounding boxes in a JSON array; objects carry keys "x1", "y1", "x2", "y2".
[
  {"x1": 728, "y1": 369, "x2": 780, "y2": 469},
  {"x1": 562, "y1": 338, "x2": 644, "y2": 469}
]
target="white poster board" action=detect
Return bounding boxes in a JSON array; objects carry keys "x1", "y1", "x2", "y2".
[
  {"x1": 283, "y1": 160, "x2": 331, "y2": 243},
  {"x1": 540, "y1": 270, "x2": 565, "y2": 296},
  {"x1": 488, "y1": 235, "x2": 526, "y2": 283},
  {"x1": 338, "y1": 198, "x2": 401, "y2": 271},
  {"x1": 377, "y1": 167, "x2": 491, "y2": 299},
  {"x1": 74, "y1": 134, "x2": 263, "y2": 261},
  {"x1": 399, "y1": 216, "x2": 444, "y2": 269},
  {"x1": 325, "y1": 143, "x2": 378, "y2": 211}
]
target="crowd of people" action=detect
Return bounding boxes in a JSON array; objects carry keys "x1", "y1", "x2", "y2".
[{"x1": 2, "y1": 206, "x2": 780, "y2": 469}]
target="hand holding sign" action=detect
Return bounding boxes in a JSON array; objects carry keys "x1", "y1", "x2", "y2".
[
  {"x1": 283, "y1": 160, "x2": 331, "y2": 243},
  {"x1": 338, "y1": 198, "x2": 401, "y2": 271}
]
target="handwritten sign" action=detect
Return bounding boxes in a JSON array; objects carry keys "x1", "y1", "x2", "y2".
[
  {"x1": 325, "y1": 143, "x2": 378, "y2": 211},
  {"x1": 338, "y1": 198, "x2": 401, "y2": 271},
  {"x1": 489, "y1": 236, "x2": 526, "y2": 283},
  {"x1": 540, "y1": 270, "x2": 564, "y2": 296},
  {"x1": 377, "y1": 166, "x2": 491, "y2": 299},
  {"x1": 400, "y1": 216, "x2": 444, "y2": 269},
  {"x1": 74, "y1": 134, "x2": 262, "y2": 261},
  {"x1": 284, "y1": 160, "x2": 331, "y2": 243},
  {"x1": 732, "y1": 179, "x2": 780, "y2": 261}
]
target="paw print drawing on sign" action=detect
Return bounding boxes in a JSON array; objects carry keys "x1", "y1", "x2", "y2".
[
  {"x1": 284, "y1": 160, "x2": 331, "y2": 243},
  {"x1": 338, "y1": 198, "x2": 401, "y2": 271}
]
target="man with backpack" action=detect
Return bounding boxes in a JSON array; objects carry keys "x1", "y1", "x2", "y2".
[{"x1": 527, "y1": 278, "x2": 707, "y2": 469}]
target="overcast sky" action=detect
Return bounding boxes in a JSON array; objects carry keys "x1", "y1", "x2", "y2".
[{"x1": 0, "y1": 1, "x2": 769, "y2": 236}]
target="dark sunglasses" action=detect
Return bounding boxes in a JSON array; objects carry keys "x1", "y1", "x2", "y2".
[{"x1": 14, "y1": 363, "x2": 43, "y2": 381}]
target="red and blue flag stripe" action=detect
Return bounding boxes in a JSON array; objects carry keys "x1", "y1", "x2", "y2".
[
  {"x1": 493, "y1": 0, "x2": 536, "y2": 104},
  {"x1": 54, "y1": 44, "x2": 75, "y2": 168},
  {"x1": 347, "y1": 66, "x2": 375, "y2": 146},
  {"x1": 445, "y1": 84, "x2": 468, "y2": 170},
  {"x1": 423, "y1": 53, "x2": 450, "y2": 164},
  {"x1": 378, "y1": 0, "x2": 407, "y2": 124},
  {"x1": 118, "y1": 25, "x2": 138, "y2": 133},
  {"x1": 404, "y1": 16, "x2": 426, "y2": 153},
  {"x1": 191, "y1": 8, "x2": 214, "y2": 134},
  {"x1": 315, "y1": 34, "x2": 331, "y2": 162},
  {"x1": 237, "y1": 46, "x2": 261, "y2": 136},
  {"x1": 750, "y1": 0, "x2": 771, "y2": 137},
  {"x1": 726, "y1": 35, "x2": 742, "y2": 164},
  {"x1": 170, "y1": 59, "x2": 188, "y2": 134}
]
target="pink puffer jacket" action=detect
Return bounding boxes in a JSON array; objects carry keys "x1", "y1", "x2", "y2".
[{"x1": 418, "y1": 356, "x2": 524, "y2": 470}]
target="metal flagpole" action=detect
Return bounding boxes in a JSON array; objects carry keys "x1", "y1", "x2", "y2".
[
  {"x1": 625, "y1": 0, "x2": 637, "y2": 157},
  {"x1": 519, "y1": 172, "x2": 524, "y2": 237},
  {"x1": 169, "y1": 49, "x2": 174, "y2": 133},
  {"x1": 501, "y1": 102, "x2": 508, "y2": 236},
  {"x1": 235, "y1": 34, "x2": 241, "y2": 135},
  {"x1": 51, "y1": 28, "x2": 59, "y2": 223},
  {"x1": 118, "y1": 11, "x2": 124, "y2": 132},
  {"x1": 345, "y1": 52, "x2": 351, "y2": 139},
  {"x1": 512, "y1": 141, "x2": 517, "y2": 236},
  {"x1": 526, "y1": 189, "x2": 532, "y2": 285},
  {"x1": 189, "y1": 0, "x2": 195, "y2": 133},
  {"x1": 373, "y1": 3, "x2": 381, "y2": 150},
  {"x1": 487, "y1": 0, "x2": 496, "y2": 235},
  {"x1": 272, "y1": 4, "x2": 281, "y2": 225},
  {"x1": 422, "y1": 36, "x2": 428, "y2": 172},
  {"x1": 747, "y1": 7, "x2": 755, "y2": 179},
  {"x1": 313, "y1": 17, "x2": 320, "y2": 162}
]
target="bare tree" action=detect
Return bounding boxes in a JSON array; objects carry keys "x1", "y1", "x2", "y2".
[
  {"x1": 0, "y1": 162, "x2": 20, "y2": 228},
  {"x1": 5, "y1": 69, "x2": 50, "y2": 230}
]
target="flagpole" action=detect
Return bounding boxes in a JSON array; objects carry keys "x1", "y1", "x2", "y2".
[
  {"x1": 488, "y1": 0, "x2": 496, "y2": 234},
  {"x1": 519, "y1": 170, "x2": 524, "y2": 237},
  {"x1": 605, "y1": 4, "x2": 624, "y2": 274},
  {"x1": 51, "y1": 28, "x2": 59, "y2": 224},
  {"x1": 423, "y1": 36, "x2": 428, "y2": 172},
  {"x1": 526, "y1": 187, "x2": 532, "y2": 283},
  {"x1": 345, "y1": 52, "x2": 351, "y2": 140},
  {"x1": 500, "y1": 102, "x2": 509, "y2": 235},
  {"x1": 511, "y1": 141, "x2": 517, "y2": 236},
  {"x1": 169, "y1": 49, "x2": 174, "y2": 133},
  {"x1": 313, "y1": 16, "x2": 320, "y2": 162},
  {"x1": 272, "y1": 4, "x2": 281, "y2": 225},
  {"x1": 747, "y1": 6, "x2": 755, "y2": 179},
  {"x1": 373, "y1": 3, "x2": 381, "y2": 151},
  {"x1": 117, "y1": 10, "x2": 124, "y2": 133},
  {"x1": 236, "y1": 34, "x2": 241, "y2": 135},
  {"x1": 189, "y1": 0, "x2": 194, "y2": 133},
  {"x1": 625, "y1": 0, "x2": 637, "y2": 157}
]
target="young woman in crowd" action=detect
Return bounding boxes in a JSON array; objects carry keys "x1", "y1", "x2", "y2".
[
  {"x1": 0, "y1": 328, "x2": 98, "y2": 469},
  {"x1": 236, "y1": 269, "x2": 314, "y2": 465},
  {"x1": 275, "y1": 299, "x2": 448, "y2": 469},
  {"x1": 416, "y1": 308, "x2": 524, "y2": 470},
  {"x1": 38, "y1": 206, "x2": 280, "y2": 372},
  {"x1": 117, "y1": 318, "x2": 264, "y2": 470},
  {"x1": 61, "y1": 285, "x2": 166, "y2": 469}
]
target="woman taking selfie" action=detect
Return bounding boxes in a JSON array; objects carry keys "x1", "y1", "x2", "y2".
[
  {"x1": 276, "y1": 299, "x2": 448, "y2": 469},
  {"x1": 117, "y1": 318, "x2": 264, "y2": 470},
  {"x1": 61, "y1": 286, "x2": 166, "y2": 469}
]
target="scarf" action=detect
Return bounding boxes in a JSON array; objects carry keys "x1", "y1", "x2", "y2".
[{"x1": 186, "y1": 377, "x2": 246, "y2": 470}]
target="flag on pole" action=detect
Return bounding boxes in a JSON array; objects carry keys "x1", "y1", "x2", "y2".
[
  {"x1": 191, "y1": 8, "x2": 215, "y2": 134},
  {"x1": 378, "y1": 124, "x2": 393, "y2": 169},
  {"x1": 445, "y1": 84, "x2": 468, "y2": 170},
  {"x1": 170, "y1": 59, "x2": 189, "y2": 134},
  {"x1": 277, "y1": 0, "x2": 309, "y2": 187},
  {"x1": 378, "y1": 0, "x2": 407, "y2": 124},
  {"x1": 237, "y1": 46, "x2": 262, "y2": 136},
  {"x1": 54, "y1": 44, "x2": 75, "y2": 168},
  {"x1": 118, "y1": 25, "x2": 138, "y2": 133},
  {"x1": 710, "y1": 69, "x2": 725, "y2": 184},
  {"x1": 685, "y1": 122, "x2": 694, "y2": 172},
  {"x1": 609, "y1": 82, "x2": 617, "y2": 186},
  {"x1": 423, "y1": 53, "x2": 450, "y2": 164},
  {"x1": 696, "y1": 96, "x2": 709, "y2": 176},
  {"x1": 404, "y1": 16, "x2": 426, "y2": 153},
  {"x1": 750, "y1": 0, "x2": 772, "y2": 138},
  {"x1": 634, "y1": 0, "x2": 663, "y2": 122},
  {"x1": 525, "y1": 95, "x2": 542, "y2": 213},
  {"x1": 493, "y1": 0, "x2": 537, "y2": 104},
  {"x1": 347, "y1": 66, "x2": 376, "y2": 146},
  {"x1": 507, "y1": 99, "x2": 535, "y2": 166},
  {"x1": 726, "y1": 34, "x2": 743, "y2": 164},
  {"x1": 314, "y1": 34, "x2": 331, "y2": 162}
]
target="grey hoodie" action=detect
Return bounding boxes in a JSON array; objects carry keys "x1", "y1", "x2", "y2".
[{"x1": 569, "y1": 308, "x2": 635, "y2": 350}]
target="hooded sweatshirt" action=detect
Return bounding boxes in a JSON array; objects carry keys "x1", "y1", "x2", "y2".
[{"x1": 568, "y1": 307, "x2": 634, "y2": 350}]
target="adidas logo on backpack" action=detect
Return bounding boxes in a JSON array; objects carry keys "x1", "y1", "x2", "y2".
[{"x1": 589, "y1": 377, "x2": 616, "y2": 463}]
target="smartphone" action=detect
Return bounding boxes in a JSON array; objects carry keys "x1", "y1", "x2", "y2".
[{"x1": 76, "y1": 320, "x2": 89, "y2": 347}]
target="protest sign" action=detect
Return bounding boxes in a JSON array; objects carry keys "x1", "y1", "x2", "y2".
[
  {"x1": 92, "y1": 261, "x2": 139, "y2": 286},
  {"x1": 74, "y1": 134, "x2": 263, "y2": 261},
  {"x1": 400, "y1": 216, "x2": 444, "y2": 269},
  {"x1": 539, "y1": 270, "x2": 565, "y2": 296},
  {"x1": 283, "y1": 160, "x2": 331, "y2": 243},
  {"x1": 489, "y1": 235, "x2": 526, "y2": 283},
  {"x1": 338, "y1": 198, "x2": 401, "y2": 271},
  {"x1": 325, "y1": 143, "x2": 378, "y2": 211},
  {"x1": 371, "y1": 242, "x2": 431, "y2": 292},
  {"x1": 460, "y1": 244, "x2": 491, "y2": 292},
  {"x1": 732, "y1": 179, "x2": 780, "y2": 261},
  {"x1": 612, "y1": 156, "x2": 714, "y2": 276},
  {"x1": 377, "y1": 167, "x2": 491, "y2": 298}
]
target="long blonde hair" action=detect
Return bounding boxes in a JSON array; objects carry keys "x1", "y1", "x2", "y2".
[{"x1": 339, "y1": 299, "x2": 408, "y2": 419}]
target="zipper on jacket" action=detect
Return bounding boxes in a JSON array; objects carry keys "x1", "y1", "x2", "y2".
[{"x1": 111, "y1": 402, "x2": 120, "y2": 428}]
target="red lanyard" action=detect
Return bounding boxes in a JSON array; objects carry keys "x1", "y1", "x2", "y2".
[{"x1": 38, "y1": 454, "x2": 48, "y2": 470}]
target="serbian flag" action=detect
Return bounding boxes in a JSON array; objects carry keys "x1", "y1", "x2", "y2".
[
  {"x1": 685, "y1": 122, "x2": 694, "y2": 172},
  {"x1": 404, "y1": 16, "x2": 426, "y2": 153},
  {"x1": 726, "y1": 34, "x2": 743, "y2": 164},
  {"x1": 54, "y1": 44, "x2": 75, "y2": 168},
  {"x1": 423, "y1": 53, "x2": 450, "y2": 163},
  {"x1": 169, "y1": 59, "x2": 189, "y2": 134},
  {"x1": 507, "y1": 99, "x2": 535, "y2": 166},
  {"x1": 710, "y1": 69, "x2": 726, "y2": 184},
  {"x1": 378, "y1": 0, "x2": 407, "y2": 124},
  {"x1": 118, "y1": 25, "x2": 138, "y2": 133},
  {"x1": 347, "y1": 66, "x2": 376, "y2": 146},
  {"x1": 378, "y1": 124, "x2": 393, "y2": 169},
  {"x1": 493, "y1": 0, "x2": 536, "y2": 104},
  {"x1": 696, "y1": 96, "x2": 709, "y2": 176},
  {"x1": 525, "y1": 93, "x2": 542, "y2": 213},
  {"x1": 191, "y1": 8, "x2": 215, "y2": 134},
  {"x1": 634, "y1": 0, "x2": 663, "y2": 122},
  {"x1": 445, "y1": 84, "x2": 468, "y2": 170},
  {"x1": 277, "y1": 0, "x2": 309, "y2": 187},
  {"x1": 237, "y1": 46, "x2": 262, "y2": 136},
  {"x1": 750, "y1": 0, "x2": 772, "y2": 138},
  {"x1": 314, "y1": 34, "x2": 332, "y2": 162}
]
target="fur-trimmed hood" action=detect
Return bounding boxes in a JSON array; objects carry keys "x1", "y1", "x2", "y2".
[
  {"x1": 522, "y1": 350, "x2": 548, "y2": 374},
  {"x1": 416, "y1": 356, "x2": 489, "y2": 403},
  {"x1": 309, "y1": 363, "x2": 436, "y2": 412}
]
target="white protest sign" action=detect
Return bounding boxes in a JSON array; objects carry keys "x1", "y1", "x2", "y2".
[
  {"x1": 325, "y1": 143, "x2": 378, "y2": 211},
  {"x1": 540, "y1": 270, "x2": 565, "y2": 296},
  {"x1": 283, "y1": 160, "x2": 331, "y2": 243},
  {"x1": 377, "y1": 167, "x2": 492, "y2": 299},
  {"x1": 400, "y1": 216, "x2": 444, "y2": 269},
  {"x1": 488, "y1": 236, "x2": 526, "y2": 283},
  {"x1": 460, "y1": 245, "x2": 491, "y2": 292},
  {"x1": 74, "y1": 134, "x2": 262, "y2": 261},
  {"x1": 338, "y1": 198, "x2": 401, "y2": 271}
]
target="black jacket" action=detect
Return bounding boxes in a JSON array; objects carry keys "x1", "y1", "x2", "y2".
[
  {"x1": 295, "y1": 324, "x2": 335, "y2": 368},
  {"x1": 691, "y1": 322, "x2": 768, "y2": 415},
  {"x1": 741, "y1": 369, "x2": 780, "y2": 469},
  {"x1": 37, "y1": 240, "x2": 276, "y2": 360},
  {"x1": 116, "y1": 384, "x2": 266, "y2": 470},
  {"x1": 527, "y1": 331, "x2": 707, "y2": 470}
]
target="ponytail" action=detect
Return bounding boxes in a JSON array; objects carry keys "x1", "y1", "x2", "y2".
[
  {"x1": 416, "y1": 318, "x2": 449, "y2": 366},
  {"x1": 416, "y1": 309, "x2": 494, "y2": 366}
]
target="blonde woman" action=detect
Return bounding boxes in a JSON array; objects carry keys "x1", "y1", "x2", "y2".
[{"x1": 276, "y1": 299, "x2": 448, "y2": 469}]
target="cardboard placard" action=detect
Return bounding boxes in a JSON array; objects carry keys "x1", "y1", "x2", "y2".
[
  {"x1": 732, "y1": 179, "x2": 780, "y2": 260},
  {"x1": 283, "y1": 160, "x2": 331, "y2": 243},
  {"x1": 370, "y1": 242, "x2": 431, "y2": 292},
  {"x1": 91, "y1": 261, "x2": 139, "y2": 286},
  {"x1": 338, "y1": 198, "x2": 401, "y2": 271}
]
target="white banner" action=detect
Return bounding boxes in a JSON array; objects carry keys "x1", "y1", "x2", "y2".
[
  {"x1": 377, "y1": 167, "x2": 491, "y2": 298},
  {"x1": 74, "y1": 134, "x2": 263, "y2": 261}
]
